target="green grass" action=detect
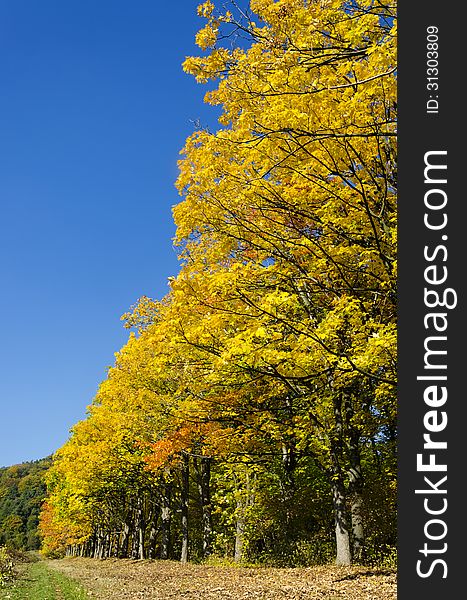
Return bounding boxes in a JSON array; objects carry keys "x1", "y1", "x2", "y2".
[{"x1": 1, "y1": 561, "x2": 90, "y2": 600}]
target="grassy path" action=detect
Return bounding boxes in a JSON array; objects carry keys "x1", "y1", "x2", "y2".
[{"x1": 1, "y1": 560, "x2": 91, "y2": 600}]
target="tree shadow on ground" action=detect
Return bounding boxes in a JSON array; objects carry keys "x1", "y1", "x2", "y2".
[{"x1": 336, "y1": 570, "x2": 395, "y2": 581}]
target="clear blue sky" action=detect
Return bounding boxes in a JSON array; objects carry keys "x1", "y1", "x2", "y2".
[{"x1": 0, "y1": 0, "x2": 219, "y2": 467}]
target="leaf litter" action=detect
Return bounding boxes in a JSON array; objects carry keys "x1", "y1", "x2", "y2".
[{"x1": 45, "y1": 558, "x2": 396, "y2": 600}]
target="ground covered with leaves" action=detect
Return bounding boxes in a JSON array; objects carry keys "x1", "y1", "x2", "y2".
[{"x1": 45, "y1": 557, "x2": 396, "y2": 600}]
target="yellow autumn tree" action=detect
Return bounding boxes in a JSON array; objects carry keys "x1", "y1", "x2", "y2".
[
  {"x1": 171, "y1": 0, "x2": 397, "y2": 565},
  {"x1": 41, "y1": 329, "x2": 175, "y2": 559},
  {"x1": 41, "y1": 0, "x2": 397, "y2": 568}
]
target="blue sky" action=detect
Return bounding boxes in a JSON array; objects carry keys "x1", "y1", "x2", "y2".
[{"x1": 0, "y1": 0, "x2": 220, "y2": 467}]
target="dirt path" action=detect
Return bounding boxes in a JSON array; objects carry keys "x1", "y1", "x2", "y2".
[{"x1": 45, "y1": 557, "x2": 396, "y2": 600}]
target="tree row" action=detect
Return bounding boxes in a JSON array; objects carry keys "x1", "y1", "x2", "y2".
[{"x1": 40, "y1": 0, "x2": 397, "y2": 567}]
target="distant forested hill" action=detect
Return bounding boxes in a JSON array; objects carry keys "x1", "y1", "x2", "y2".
[{"x1": 0, "y1": 457, "x2": 51, "y2": 549}]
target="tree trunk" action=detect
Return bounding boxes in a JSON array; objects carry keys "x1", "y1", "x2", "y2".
[
  {"x1": 180, "y1": 453, "x2": 189, "y2": 563},
  {"x1": 331, "y1": 394, "x2": 352, "y2": 566},
  {"x1": 147, "y1": 504, "x2": 160, "y2": 560},
  {"x1": 138, "y1": 521, "x2": 145, "y2": 560},
  {"x1": 104, "y1": 531, "x2": 111, "y2": 559},
  {"x1": 120, "y1": 520, "x2": 131, "y2": 558},
  {"x1": 89, "y1": 530, "x2": 97, "y2": 558},
  {"x1": 234, "y1": 470, "x2": 254, "y2": 563},
  {"x1": 130, "y1": 499, "x2": 145, "y2": 560},
  {"x1": 96, "y1": 527, "x2": 105, "y2": 559},
  {"x1": 234, "y1": 499, "x2": 245, "y2": 563},
  {"x1": 197, "y1": 456, "x2": 213, "y2": 558},
  {"x1": 348, "y1": 430, "x2": 365, "y2": 562},
  {"x1": 131, "y1": 524, "x2": 137, "y2": 558},
  {"x1": 160, "y1": 481, "x2": 172, "y2": 559},
  {"x1": 281, "y1": 443, "x2": 296, "y2": 527},
  {"x1": 111, "y1": 530, "x2": 120, "y2": 558},
  {"x1": 332, "y1": 478, "x2": 352, "y2": 566}
]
